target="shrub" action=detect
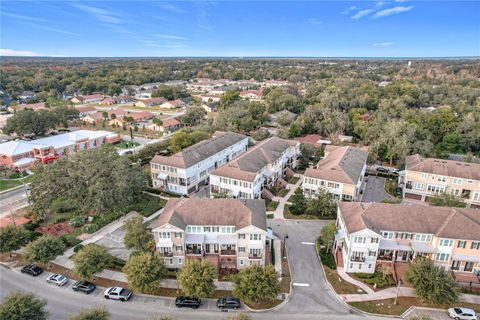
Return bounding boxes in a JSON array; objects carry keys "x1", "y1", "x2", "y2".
[
  {"x1": 69, "y1": 216, "x2": 85, "y2": 228},
  {"x1": 60, "y1": 234, "x2": 82, "y2": 247},
  {"x1": 50, "y1": 199, "x2": 76, "y2": 214},
  {"x1": 316, "y1": 240, "x2": 336, "y2": 269},
  {"x1": 73, "y1": 244, "x2": 84, "y2": 253},
  {"x1": 82, "y1": 224, "x2": 100, "y2": 234}
]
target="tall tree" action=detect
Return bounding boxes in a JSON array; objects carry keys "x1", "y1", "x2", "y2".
[
  {"x1": 233, "y1": 265, "x2": 281, "y2": 304},
  {"x1": 181, "y1": 107, "x2": 207, "y2": 126},
  {"x1": 30, "y1": 145, "x2": 146, "y2": 221},
  {"x1": 305, "y1": 189, "x2": 337, "y2": 218},
  {"x1": 4, "y1": 109, "x2": 58, "y2": 136},
  {"x1": 319, "y1": 223, "x2": 337, "y2": 254},
  {"x1": 67, "y1": 307, "x2": 110, "y2": 320},
  {"x1": 24, "y1": 235, "x2": 65, "y2": 265},
  {"x1": 0, "y1": 291, "x2": 48, "y2": 320},
  {"x1": 123, "y1": 252, "x2": 167, "y2": 293},
  {"x1": 406, "y1": 258, "x2": 459, "y2": 305},
  {"x1": 72, "y1": 244, "x2": 111, "y2": 280},
  {"x1": 177, "y1": 259, "x2": 216, "y2": 298},
  {"x1": 123, "y1": 216, "x2": 154, "y2": 251},
  {"x1": 0, "y1": 225, "x2": 30, "y2": 257}
]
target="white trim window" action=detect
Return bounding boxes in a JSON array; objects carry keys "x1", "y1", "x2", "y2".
[
  {"x1": 413, "y1": 182, "x2": 424, "y2": 190},
  {"x1": 158, "y1": 232, "x2": 171, "y2": 239},
  {"x1": 414, "y1": 234, "x2": 432, "y2": 242},
  {"x1": 435, "y1": 253, "x2": 450, "y2": 261},
  {"x1": 452, "y1": 178, "x2": 462, "y2": 185},
  {"x1": 439, "y1": 239, "x2": 453, "y2": 247},
  {"x1": 427, "y1": 184, "x2": 445, "y2": 194},
  {"x1": 473, "y1": 192, "x2": 480, "y2": 202},
  {"x1": 353, "y1": 236, "x2": 366, "y2": 244},
  {"x1": 382, "y1": 231, "x2": 394, "y2": 240}
]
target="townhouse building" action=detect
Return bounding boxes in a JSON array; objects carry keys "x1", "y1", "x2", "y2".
[
  {"x1": 303, "y1": 146, "x2": 368, "y2": 201},
  {"x1": 71, "y1": 94, "x2": 104, "y2": 104},
  {"x1": 209, "y1": 137, "x2": 300, "y2": 199},
  {"x1": 334, "y1": 202, "x2": 480, "y2": 275},
  {"x1": 150, "y1": 132, "x2": 248, "y2": 196},
  {"x1": 150, "y1": 198, "x2": 268, "y2": 270},
  {"x1": 0, "y1": 130, "x2": 120, "y2": 170},
  {"x1": 403, "y1": 154, "x2": 480, "y2": 208}
]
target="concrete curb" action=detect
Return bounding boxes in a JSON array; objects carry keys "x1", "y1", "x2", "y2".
[
  {"x1": 314, "y1": 243, "x2": 401, "y2": 319},
  {"x1": 0, "y1": 183, "x2": 30, "y2": 195},
  {"x1": 400, "y1": 306, "x2": 450, "y2": 319}
]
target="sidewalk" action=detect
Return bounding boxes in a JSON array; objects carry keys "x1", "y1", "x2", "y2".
[
  {"x1": 271, "y1": 174, "x2": 303, "y2": 219},
  {"x1": 336, "y1": 267, "x2": 375, "y2": 294}
]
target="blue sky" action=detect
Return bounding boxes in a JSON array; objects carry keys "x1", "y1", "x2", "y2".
[{"x1": 1, "y1": 1, "x2": 479, "y2": 57}]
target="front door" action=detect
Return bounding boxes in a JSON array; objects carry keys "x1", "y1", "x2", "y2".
[
  {"x1": 205, "y1": 244, "x2": 210, "y2": 254},
  {"x1": 451, "y1": 260, "x2": 461, "y2": 270},
  {"x1": 401, "y1": 251, "x2": 408, "y2": 261}
]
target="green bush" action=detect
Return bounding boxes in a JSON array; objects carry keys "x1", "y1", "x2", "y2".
[
  {"x1": 266, "y1": 213, "x2": 274, "y2": 219},
  {"x1": 69, "y1": 216, "x2": 85, "y2": 228},
  {"x1": 50, "y1": 199, "x2": 76, "y2": 214},
  {"x1": 60, "y1": 234, "x2": 82, "y2": 247},
  {"x1": 316, "y1": 240, "x2": 336, "y2": 269},
  {"x1": 354, "y1": 272, "x2": 396, "y2": 288},
  {"x1": 73, "y1": 244, "x2": 84, "y2": 253},
  {"x1": 23, "y1": 221, "x2": 39, "y2": 232},
  {"x1": 82, "y1": 224, "x2": 100, "y2": 234},
  {"x1": 52, "y1": 215, "x2": 69, "y2": 224}
]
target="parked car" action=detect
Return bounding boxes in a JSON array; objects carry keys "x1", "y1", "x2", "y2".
[
  {"x1": 376, "y1": 167, "x2": 389, "y2": 173},
  {"x1": 21, "y1": 264, "x2": 43, "y2": 277},
  {"x1": 175, "y1": 296, "x2": 201, "y2": 309},
  {"x1": 448, "y1": 307, "x2": 478, "y2": 320},
  {"x1": 104, "y1": 287, "x2": 132, "y2": 301},
  {"x1": 72, "y1": 281, "x2": 96, "y2": 294},
  {"x1": 46, "y1": 273, "x2": 68, "y2": 286},
  {"x1": 216, "y1": 297, "x2": 241, "y2": 310}
]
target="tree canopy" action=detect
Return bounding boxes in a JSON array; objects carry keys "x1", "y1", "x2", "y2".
[
  {"x1": 232, "y1": 264, "x2": 281, "y2": 304},
  {"x1": 0, "y1": 291, "x2": 48, "y2": 320},
  {"x1": 24, "y1": 235, "x2": 65, "y2": 264},
  {"x1": 123, "y1": 216, "x2": 154, "y2": 251},
  {"x1": 0, "y1": 225, "x2": 30, "y2": 257},
  {"x1": 177, "y1": 259, "x2": 216, "y2": 298},
  {"x1": 30, "y1": 145, "x2": 146, "y2": 221},
  {"x1": 123, "y1": 252, "x2": 167, "y2": 293},
  {"x1": 428, "y1": 193, "x2": 467, "y2": 208},
  {"x1": 72, "y1": 244, "x2": 111, "y2": 280},
  {"x1": 4, "y1": 109, "x2": 58, "y2": 136},
  {"x1": 67, "y1": 307, "x2": 110, "y2": 320}
]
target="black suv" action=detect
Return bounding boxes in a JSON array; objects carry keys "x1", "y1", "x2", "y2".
[
  {"x1": 217, "y1": 297, "x2": 241, "y2": 310},
  {"x1": 72, "y1": 281, "x2": 96, "y2": 294},
  {"x1": 175, "y1": 296, "x2": 201, "y2": 309},
  {"x1": 21, "y1": 264, "x2": 43, "y2": 277}
]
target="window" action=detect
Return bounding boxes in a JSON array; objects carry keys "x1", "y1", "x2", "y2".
[
  {"x1": 413, "y1": 182, "x2": 424, "y2": 190},
  {"x1": 368, "y1": 251, "x2": 376, "y2": 257},
  {"x1": 414, "y1": 234, "x2": 432, "y2": 242},
  {"x1": 471, "y1": 242, "x2": 479, "y2": 250},
  {"x1": 457, "y1": 240, "x2": 466, "y2": 249},
  {"x1": 370, "y1": 238, "x2": 379, "y2": 244},
  {"x1": 438, "y1": 176, "x2": 446, "y2": 182},
  {"x1": 467, "y1": 180, "x2": 474, "y2": 184},
  {"x1": 250, "y1": 234, "x2": 261, "y2": 241},
  {"x1": 353, "y1": 236, "x2": 366, "y2": 244},
  {"x1": 435, "y1": 253, "x2": 450, "y2": 261},
  {"x1": 240, "y1": 259, "x2": 244, "y2": 266},
  {"x1": 175, "y1": 245, "x2": 182, "y2": 251},
  {"x1": 238, "y1": 247, "x2": 245, "y2": 253},
  {"x1": 204, "y1": 227, "x2": 210, "y2": 232},
  {"x1": 213, "y1": 226, "x2": 219, "y2": 232},
  {"x1": 178, "y1": 258, "x2": 182, "y2": 264},
  {"x1": 159, "y1": 232, "x2": 170, "y2": 239},
  {"x1": 350, "y1": 263, "x2": 353, "y2": 269},
  {"x1": 439, "y1": 239, "x2": 453, "y2": 247},
  {"x1": 382, "y1": 232, "x2": 393, "y2": 240},
  {"x1": 368, "y1": 264, "x2": 372, "y2": 269},
  {"x1": 450, "y1": 189, "x2": 460, "y2": 196},
  {"x1": 473, "y1": 192, "x2": 480, "y2": 202},
  {"x1": 175, "y1": 232, "x2": 182, "y2": 238},
  {"x1": 452, "y1": 178, "x2": 462, "y2": 185},
  {"x1": 358, "y1": 264, "x2": 362, "y2": 270},
  {"x1": 421, "y1": 173, "x2": 428, "y2": 180},
  {"x1": 238, "y1": 233, "x2": 246, "y2": 239}
]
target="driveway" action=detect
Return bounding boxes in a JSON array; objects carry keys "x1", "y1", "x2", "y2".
[
  {"x1": 361, "y1": 176, "x2": 394, "y2": 203},
  {"x1": 404, "y1": 308, "x2": 451, "y2": 320},
  {"x1": 267, "y1": 220, "x2": 381, "y2": 319}
]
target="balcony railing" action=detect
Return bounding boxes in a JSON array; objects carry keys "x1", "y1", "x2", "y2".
[
  {"x1": 220, "y1": 249, "x2": 236, "y2": 256},
  {"x1": 249, "y1": 254, "x2": 263, "y2": 259},
  {"x1": 186, "y1": 249, "x2": 202, "y2": 255},
  {"x1": 378, "y1": 254, "x2": 394, "y2": 261},
  {"x1": 158, "y1": 252, "x2": 173, "y2": 257},
  {"x1": 350, "y1": 256, "x2": 365, "y2": 262}
]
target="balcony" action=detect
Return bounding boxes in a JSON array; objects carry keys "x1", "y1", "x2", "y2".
[
  {"x1": 158, "y1": 252, "x2": 173, "y2": 257},
  {"x1": 220, "y1": 249, "x2": 236, "y2": 256},
  {"x1": 378, "y1": 254, "x2": 394, "y2": 261},
  {"x1": 249, "y1": 254, "x2": 263, "y2": 259},
  {"x1": 350, "y1": 256, "x2": 366, "y2": 262},
  {"x1": 186, "y1": 249, "x2": 202, "y2": 255}
]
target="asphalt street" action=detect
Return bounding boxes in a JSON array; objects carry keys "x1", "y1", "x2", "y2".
[
  {"x1": 0, "y1": 220, "x2": 390, "y2": 320},
  {"x1": 361, "y1": 176, "x2": 393, "y2": 203},
  {"x1": 0, "y1": 185, "x2": 30, "y2": 217}
]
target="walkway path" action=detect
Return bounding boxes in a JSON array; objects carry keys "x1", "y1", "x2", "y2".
[
  {"x1": 271, "y1": 174, "x2": 303, "y2": 219},
  {"x1": 336, "y1": 267, "x2": 375, "y2": 294}
]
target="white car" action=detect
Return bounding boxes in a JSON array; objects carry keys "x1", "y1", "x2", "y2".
[
  {"x1": 46, "y1": 273, "x2": 68, "y2": 286},
  {"x1": 104, "y1": 287, "x2": 132, "y2": 301},
  {"x1": 448, "y1": 307, "x2": 478, "y2": 320}
]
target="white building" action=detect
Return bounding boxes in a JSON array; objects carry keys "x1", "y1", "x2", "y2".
[
  {"x1": 150, "y1": 198, "x2": 269, "y2": 270},
  {"x1": 209, "y1": 137, "x2": 300, "y2": 199},
  {"x1": 150, "y1": 132, "x2": 248, "y2": 195}
]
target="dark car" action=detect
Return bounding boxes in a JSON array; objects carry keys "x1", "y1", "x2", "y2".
[
  {"x1": 376, "y1": 167, "x2": 389, "y2": 173},
  {"x1": 175, "y1": 296, "x2": 201, "y2": 309},
  {"x1": 21, "y1": 264, "x2": 43, "y2": 277},
  {"x1": 217, "y1": 297, "x2": 241, "y2": 310},
  {"x1": 72, "y1": 281, "x2": 96, "y2": 294}
]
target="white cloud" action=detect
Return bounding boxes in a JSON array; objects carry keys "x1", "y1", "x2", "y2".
[
  {"x1": 154, "y1": 34, "x2": 187, "y2": 40},
  {"x1": 373, "y1": 42, "x2": 394, "y2": 47},
  {"x1": 0, "y1": 48, "x2": 42, "y2": 56},
  {"x1": 1, "y1": 12, "x2": 46, "y2": 22},
  {"x1": 341, "y1": 6, "x2": 357, "y2": 15},
  {"x1": 374, "y1": 6, "x2": 414, "y2": 18},
  {"x1": 72, "y1": 4, "x2": 122, "y2": 24},
  {"x1": 352, "y1": 9, "x2": 374, "y2": 20},
  {"x1": 307, "y1": 18, "x2": 322, "y2": 25}
]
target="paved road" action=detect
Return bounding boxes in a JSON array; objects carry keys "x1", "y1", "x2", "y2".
[
  {"x1": 1, "y1": 220, "x2": 389, "y2": 320},
  {"x1": 361, "y1": 176, "x2": 393, "y2": 203},
  {"x1": 0, "y1": 186, "x2": 30, "y2": 218}
]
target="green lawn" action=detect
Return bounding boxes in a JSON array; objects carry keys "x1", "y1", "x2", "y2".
[
  {"x1": 283, "y1": 204, "x2": 321, "y2": 220},
  {"x1": 114, "y1": 140, "x2": 141, "y2": 149},
  {"x1": 0, "y1": 175, "x2": 33, "y2": 191},
  {"x1": 128, "y1": 194, "x2": 167, "y2": 217},
  {"x1": 287, "y1": 176, "x2": 300, "y2": 184},
  {"x1": 277, "y1": 188, "x2": 290, "y2": 197},
  {"x1": 266, "y1": 200, "x2": 280, "y2": 211}
]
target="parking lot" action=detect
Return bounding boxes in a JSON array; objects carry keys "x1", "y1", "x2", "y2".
[
  {"x1": 361, "y1": 175, "x2": 396, "y2": 203},
  {"x1": 405, "y1": 308, "x2": 452, "y2": 320}
]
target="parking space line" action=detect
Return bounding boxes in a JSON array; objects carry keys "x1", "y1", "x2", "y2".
[
  {"x1": 292, "y1": 282, "x2": 310, "y2": 287},
  {"x1": 301, "y1": 242, "x2": 315, "y2": 245}
]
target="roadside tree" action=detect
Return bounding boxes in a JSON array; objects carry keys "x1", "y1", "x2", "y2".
[
  {"x1": 124, "y1": 216, "x2": 153, "y2": 251},
  {"x1": 233, "y1": 264, "x2": 281, "y2": 304},
  {"x1": 0, "y1": 225, "x2": 30, "y2": 257},
  {"x1": 72, "y1": 244, "x2": 111, "y2": 280},
  {"x1": 67, "y1": 306, "x2": 110, "y2": 320},
  {"x1": 319, "y1": 223, "x2": 337, "y2": 254},
  {"x1": 177, "y1": 259, "x2": 216, "y2": 298},
  {"x1": 123, "y1": 252, "x2": 167, "y2": 293},
  {"x1": 24, "y1": 235, "x2": 65, "y2": 265},
  {"x1": 0, "y1": 291, "x2": 48, "y2": 320}
]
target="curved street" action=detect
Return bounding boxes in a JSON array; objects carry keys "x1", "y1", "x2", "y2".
[{"x1": 0, "y1": 220, "x2": 389, "y2": 320}]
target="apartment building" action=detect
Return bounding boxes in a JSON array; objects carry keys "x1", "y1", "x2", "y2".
[
  {"x1": 150, "y1": 132, "x2": 248, "y2": 195},
  {"x1": 334, "y1": 202, "x2": 480, "y2": 275},
  {"x1": 403, "y1": 154, "x2": 480, "y2": 208},
  {"x1": 0, "y1": 130, "x2": 120, "y2": 170},
  {"x1": 209, "y1": 137, "x2": 300, "y2": 199},
  {"x1": 303, "y1": 146, "x2": 368, "y2": 201},
  {"x1": 150, "y1": 198, "x2": 268, "y2": 270}
]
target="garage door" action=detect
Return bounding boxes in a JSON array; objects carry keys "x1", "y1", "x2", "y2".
[{"x1": 404, "y1": 193, "x2": 422, "y2": 200}]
